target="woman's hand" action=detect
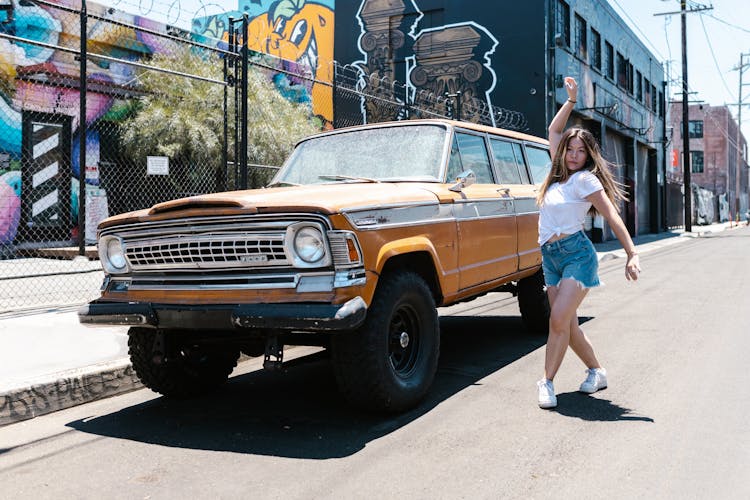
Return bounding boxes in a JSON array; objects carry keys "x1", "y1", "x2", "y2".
[
  {"x1": 564, "y1": 77, "x2": 578, "y2": 101},
  {"x1": 625, "y1": 254, "x2": 641, "y2": 281},
  {"x1": 549, "y1": 76, "x2": 580, "y2": 149}
]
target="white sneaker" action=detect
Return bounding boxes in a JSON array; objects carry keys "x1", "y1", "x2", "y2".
[
  {"x1": 537, "y1": 379, "x2": 557, "y2": 409},
  {"x1": 579, "y1": 368, "x2": 607, "y2": 394}
]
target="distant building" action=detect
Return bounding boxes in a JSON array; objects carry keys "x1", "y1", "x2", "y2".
[{"x1": 668, "y1": 103, "x2": 749, "y2": 224}]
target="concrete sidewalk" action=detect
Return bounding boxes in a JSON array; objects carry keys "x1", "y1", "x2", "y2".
[
  {"x1": 0, "y1": 221, "x2": 743, "y2": 426},
  {"x1": 0, "y1": 309, "x2": 137, "y2": 426}
]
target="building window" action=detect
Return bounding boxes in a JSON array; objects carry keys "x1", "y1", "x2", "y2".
[
  {"x1": 616, "y1": 52, "x2": 628, "y2": 89},
  {"x1": 574, "y1": 13, "x2": 587, "y2": 60},
  {"x1": 644, "y1": 79, "x2": 652, "y2": 109},
  {"x1": 590, "y1": 28, "x2": 601, "y2": 69},
  {"x1": 690, "y1": 151, "x2": 704, "y2": 173},
  {"x1": 651, "y1": 84, "x2": 657, "y2": 112},
  {"x1": 605, "y1": 41, "x2": 614, "y2": 79},
  {"x1": 688, "y1": 120, "x2": 704, "y2": 138},
  {"x1": 636, "y1": 70, "x2": 643, "y2": 101},
  {"x1": 628, "y1": 63, "x2": 634, "y2": 94},
  {"x1": 556, "y1": 0, "x2": 570, "y2": 47}
]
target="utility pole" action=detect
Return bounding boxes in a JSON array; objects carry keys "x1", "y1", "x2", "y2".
[
  {"x1": 656, "y1": 2, "x2": 713, "y2": 232},
  {"x1": 734, "y1": 53, "x2": 749, "y2": 220},
  {"x1": 680, "y1": 0, "x2": 691, "y2": 232}
]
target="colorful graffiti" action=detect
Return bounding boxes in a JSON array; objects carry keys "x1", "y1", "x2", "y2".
[
  {"x1": 0, "y1": 0, "x2": 184, "y2": 247},
  {"x1": 0, "y1": 170, "x2": 21, "y2": 244},
  {"x1": 192, "y1": 0, "x2": 335, "y2": 126},
  {"x1": 0, "y1": 0, "x2": 338, "y2": 247},
  {"x1": 353, "y1": 0, "x2": 500, "y2": 126},
  {"x1": 1, "y1": 0, "x2": 62, "y2": 246}
]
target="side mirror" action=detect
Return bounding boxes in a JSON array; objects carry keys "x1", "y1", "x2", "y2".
[{"x1": 449, "y1": 170, "x2": 476, "y2": 193}]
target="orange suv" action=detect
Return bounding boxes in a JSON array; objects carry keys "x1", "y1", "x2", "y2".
[{"x1": 80, "y1": 119, "x2": 552, "y2": 412}]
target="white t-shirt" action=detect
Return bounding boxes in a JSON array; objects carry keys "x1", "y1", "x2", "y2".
[{"x1": 538, "y1": 170, "x2": 604, "y2": 245}]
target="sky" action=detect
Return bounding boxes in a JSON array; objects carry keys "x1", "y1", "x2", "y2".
[{"x1": 97, "y1": 0, "x2": 750, "y2": 140}]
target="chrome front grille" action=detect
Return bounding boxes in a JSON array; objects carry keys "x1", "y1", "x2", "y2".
[
  {"x1": 101, "y1": 215, "x2": 363, "y2": 281},
  {"x1": 125, "y1": 233, "x2": 287, "y2": 270},
  {"x1": 103, "y1": 216, "x2": 316, "y2": 272}
]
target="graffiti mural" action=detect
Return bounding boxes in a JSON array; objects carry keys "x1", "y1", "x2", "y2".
[
  {"x1": 353, "y1": 0, "x2": 501, "y2": 126},
  {"x1": 0, "y1": 0, "x2": 186, "y2": 247},
  {"x1": 193, "y1": 0, "x2": 335, "y2": 126},
  {"x1": 351, "y1": 0, "x2": 420, "y2": 123},
  {"x1": 0, "y1": 170, "x2": 20, "y2": 245},
  {"x1": 408, "y1": 22, "x2": 499, "y2": 125}
]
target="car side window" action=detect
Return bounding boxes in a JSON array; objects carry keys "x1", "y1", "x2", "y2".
[
  {"x1": 512, "y1": 143, "x2": 530, "y2": 183},
  {"x1": 489, "y1": 139, "x2": 523, "y2": 184},
  {"x1": 454, "y1": 132, "x2": 494, "y2": 183},
  {"x1": 525, "y1": 146, "x2": 552, "y2": 184},
  {"x1": 446, "y1": 134, "x2": 463, "y2": 182}
]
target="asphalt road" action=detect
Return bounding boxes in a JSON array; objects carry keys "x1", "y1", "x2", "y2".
[{"x1": 1, "y1": 226, "x2": 749, "y2": 499}]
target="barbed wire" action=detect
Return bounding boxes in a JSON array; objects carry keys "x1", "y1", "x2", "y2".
[{"x1": 99, "y1": 0, "x2": 233, "y2": 29}]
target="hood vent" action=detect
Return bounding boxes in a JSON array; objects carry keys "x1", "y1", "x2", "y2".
[{"x1": 149, "y1": 198, "x2": 245, "y2": 215}]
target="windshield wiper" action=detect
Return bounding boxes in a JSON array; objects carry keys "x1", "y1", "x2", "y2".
[
  {"x1": 318, "y1": 174, "x2": 380, "y2": 183},
  {"x1": 266, "y1": 181, "x2": 302, "y2": 187}
]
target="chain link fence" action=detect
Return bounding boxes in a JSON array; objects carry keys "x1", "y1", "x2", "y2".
[{"x1": 0, "y1": 1, "x2": 529, "y2": 313}]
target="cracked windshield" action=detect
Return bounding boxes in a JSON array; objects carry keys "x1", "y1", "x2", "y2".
[{"x1": 273, "y1": 125, "x2": 447, "y2": 185}]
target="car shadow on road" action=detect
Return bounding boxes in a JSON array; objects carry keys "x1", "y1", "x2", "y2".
[
  {"x1": 552, "y1": 392, "x2": 654, "y2": 422},
  {"x1": 67, "y1": 315, "x2": 547, "y2": 459}
]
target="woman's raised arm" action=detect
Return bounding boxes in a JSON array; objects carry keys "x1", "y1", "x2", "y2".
[{"x1": 548, "y1": 76, "x2": 579, "y2": 154}]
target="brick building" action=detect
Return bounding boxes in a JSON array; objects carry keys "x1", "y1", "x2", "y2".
[{"x1": 668, "y1": 103, "x2": 749, "y2": 224}]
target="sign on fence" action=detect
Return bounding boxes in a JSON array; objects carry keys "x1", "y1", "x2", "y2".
[
  {"x1": 85, "y1": 186, "x2": 109, "y2": 244},
  {"x1": 146, "y1": 156, "x2": 169, "y2": 176}
]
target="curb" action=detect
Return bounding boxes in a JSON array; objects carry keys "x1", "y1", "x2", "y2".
[
  {"x1": 0, "y1": 358, "x2": 142, "y2": 427},
  {"x1": 595, "y1": 221, "x2": 743, "y2": 262}
]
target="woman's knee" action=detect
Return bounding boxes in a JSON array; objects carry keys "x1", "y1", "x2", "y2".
[{"x1": 548, "y1": 313, "x2": 571, "y2": 335}]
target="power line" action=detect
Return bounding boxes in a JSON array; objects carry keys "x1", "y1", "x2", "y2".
[
  {"x1": 704, "y1": 13, "x2": 750, "y2": 34},
  {"x1": 698, "y1": 14, "x2": 736, "y2": 100},
  {"x1": 609, "y1": 0, "x2": 666, "y2": 60},
  {"x1": 663, "y1": 14, "x2": 674, "y2": 62}
]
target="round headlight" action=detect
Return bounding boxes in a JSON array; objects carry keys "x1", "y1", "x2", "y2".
[
  {"x1": 104, "y1": 237, "x2": 127, "y2": 271},
  {"x1": 293, "y1": 227, "x2": 326, "y2": 263}
]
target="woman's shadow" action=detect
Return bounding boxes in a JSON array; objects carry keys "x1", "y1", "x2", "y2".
[{"x1": 552, "y1": 392, "x2": 654, "y2": 422}]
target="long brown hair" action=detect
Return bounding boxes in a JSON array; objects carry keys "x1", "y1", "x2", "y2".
[{"x1": 536, "y1": 127, "x2": 627, "y2": 210}]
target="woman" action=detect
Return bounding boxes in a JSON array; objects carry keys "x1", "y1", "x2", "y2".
[{"x1": 536, "y1": 76, "x2": 641, "y2": 409}]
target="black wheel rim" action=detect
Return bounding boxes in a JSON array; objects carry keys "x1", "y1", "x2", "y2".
[{"x1": 388, "y1": 303, "x2": 421, "y2": 377}]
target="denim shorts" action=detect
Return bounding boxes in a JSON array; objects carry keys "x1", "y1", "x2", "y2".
[{"x1": 541, "y1": 231, "x2": 600, "y2": 289}]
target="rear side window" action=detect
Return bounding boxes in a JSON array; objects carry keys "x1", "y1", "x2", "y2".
[
  {"x1": 453, "y1": 132, "x2": 494, "y2": 183},
  {"x1": 489, "y1": 139, "x2": 522, "y2": 184},
  {"x1": 512, "y1": 143, "x2": 530, "y2": 183},
  {"x1": 525, "y1": 146, "x2": 552, "y2": 184}
]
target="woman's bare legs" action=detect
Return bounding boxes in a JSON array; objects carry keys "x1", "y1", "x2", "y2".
[
  {"x1": 568, "y1": 315, "x2": 602, "y2": 369},
  {"x1": 544, "y1": 279, "x2": 591, "y2": 380}
]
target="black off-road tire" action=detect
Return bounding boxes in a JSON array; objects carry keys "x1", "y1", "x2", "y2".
[
  {"x1": 128, "y1": 327, "x2": 240, "y2": 398},
  {"x1": 331, "y1": 272, "x2": 440, "y2": 413},
  {"x1": 517, "y1": 268, "x2": 550, "y2": 335}
]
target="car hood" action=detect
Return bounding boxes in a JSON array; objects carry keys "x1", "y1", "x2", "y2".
[{"x1": 99, "y1": 183, "x2": 458, "y2": 229}]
